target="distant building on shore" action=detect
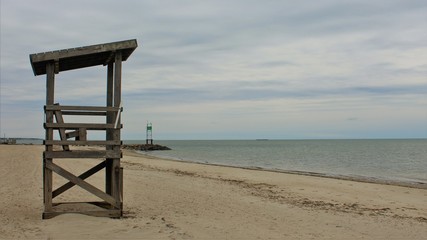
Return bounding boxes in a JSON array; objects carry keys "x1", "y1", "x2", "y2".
[{"x1": 1, "y1": 137, "x2": 16, "y2": 144}]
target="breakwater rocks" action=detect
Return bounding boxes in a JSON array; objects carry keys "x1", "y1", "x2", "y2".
[{"x1": 122, "y1": 144, "x2": 171, "y2": 151}]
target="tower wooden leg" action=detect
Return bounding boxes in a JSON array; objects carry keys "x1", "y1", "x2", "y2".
[{"x1": 43, "y1": 158, "x2": 53, "y2": 219}]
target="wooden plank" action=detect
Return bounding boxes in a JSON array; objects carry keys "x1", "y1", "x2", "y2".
[
  {"x1": 44, "y1": 62, "x2": 55, "y2": 213},
  {"x1": 107, "y1": 62, "x2": 114, "y2": 109},
  {"x1": 112, "y1": 53, "x2": 123, "y2": 201},
  {"x1": 53, "y1": 161, "x2": 106, "y2": 198},
  {"x1": 88, "y1": 201, "x2": 114, "y2": 208},
  {"x1": 79, "y1": 128, "x2": 87, "y2": 141},
  {"x1": 53, "y1": 201, "x2": 111, "y2": 208},
  {"x1": 106, "y1": 62, "x2": 114, "y2": 195},
  {"x1": 61, "y1": 111, "x2": 107, "y2": 116},
  {"x1": 44, "y1": 140, "x2": 121, "y2": 146},
  {"x1": 30, "y1": 39, "x2": 137, "y2": 78},
  {"x1": 114, "y1": 51, "x2": 122, "y2": 108},
  {"x1": 114, "y1": 102, "x2": 122, "y2": 129},
  {"x1": 64, "y1": 128, "x2": 87, "y2": 141},
  {"x1": 43, "y1": 209, "x2": 121, "y2": 219},
  {"x1": 44, "y1": 150, "x2": 121, "y2": 159},
  {"x1": 44, "y1": 123, "x2": 119, "y2": 130},
  {"x1": 45, "y1": 105, "x2": 119, "y2": 112},
  {"x1": 106, "y1": 159, "x2": 113, "y2": 195},
  {"x1": 111, "y1": 160, "x2": 120, "y2": 203},
  {"x1": 53, "y1": 108, "x2": 70, "y2": 151},
  {"x1": 104, "y1": 51, "x2": 116, "y2": 66},
  {"x1": 43, "y1": 159, "x2": 53, "y2": 212},
  {"x1": 30, "y1": 39, "x2": 137, "y2": 63},
  {"x1": 65, "y1": 130, "x2": 80, "y2": 139},
  {"x1": 45, "y1": 161, "x2": 119, "y2": 207},
  {"x1": 46, "y1": 63, "x2": 55, "y2": 105},
  {"x1": 120, "y1": 167, "x2": 123, "y2": 207}
]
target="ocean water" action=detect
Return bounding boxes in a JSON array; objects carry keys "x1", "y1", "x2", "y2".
[{"x1": 125, "y1": 139, "x2": 427, "y2": 185}]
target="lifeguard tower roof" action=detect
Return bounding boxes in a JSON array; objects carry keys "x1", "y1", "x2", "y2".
[{"x1": 29, "y1": 39, "x2": 138, "y2": 76}]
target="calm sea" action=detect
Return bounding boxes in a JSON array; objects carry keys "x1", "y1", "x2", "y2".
[{"x1": 125, "y1": 139, "x2": 427, "y2": 186}]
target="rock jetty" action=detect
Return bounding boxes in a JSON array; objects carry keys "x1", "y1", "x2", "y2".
[{"x1": 122, "y1": 144, "x2": 171, "y2": 151}]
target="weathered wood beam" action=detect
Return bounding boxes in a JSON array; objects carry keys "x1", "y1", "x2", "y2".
[
  {"x1": 46, "y1": 63, "x2": 55, "y2": 105},
  {"x1": 54, "y1": 59, "x2": 59, "y2": 74},
  {"x1": 45, "y1": 105, "x2": 120, "y2": 112},
  {"x1": 45, "y1": 161, "x2": 119, "y2": 208},
  {"x1": 53, "y1": 108, "x2": 70, "y2": 151},
  {"x1": 103, "y1": 51, "x2": 116, "y2": 66},
  {"x1": 65, "y1": 130, "x2": 80, "y2": 139},
  {"x1": 120, "y1": 167, "x2": 123, "y2": 206},
  {"x1": 43, "y1": 209, "x2": 121, "y2": 219},
  {"x1": 44, "y1": 140, "x2": 121, "y2": 146},
  {"x1": 64, "y1": 128, "x2": 87, "y2": 141},
  {"x1": 30, "y1": 39, "x2": 137, "y2": 63},
  {"x1": 44, "y1": 62, "x2": 55, "y2": 212},
  {"x1": 44, "y1": 123, "x2": 120, "y2": 130},
  {"x1": 111, "y1": 51, "x2": 123, "y2": 202},
  {"x1": 106, "y1": 62, "x2": 114, "y2": 194},
  {"x1": 60, "y1": 111, "x2": 107, "y2": 116},
  {"x1": 114, "y1": 51, "x2": 122, "y2": 108},
  {"x1": 78, "y1": 128, "x2": 87, "y2": 141},
  {"x1": 53, "y1": 201, "x2": 112, "y2": 208},
  {"x1": 52, "y1": 161, "x2": 106, "y2": 198},
  {"x1": 44, "y1": 150, "x2": 122, "y2": 159}
]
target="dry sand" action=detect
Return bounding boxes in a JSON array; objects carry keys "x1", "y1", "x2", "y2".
[{"x1": 0, "y1": 144, "x2": 426, "y2": 239}]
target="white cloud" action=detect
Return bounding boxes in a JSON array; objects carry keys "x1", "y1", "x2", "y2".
[{"x1": 1, "y1": 0, "x2": 426, "y2": 139}]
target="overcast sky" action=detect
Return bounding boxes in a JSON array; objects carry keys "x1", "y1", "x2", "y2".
[{"x1": 1, "y1": 0, "x2": 426, "y2": 140}]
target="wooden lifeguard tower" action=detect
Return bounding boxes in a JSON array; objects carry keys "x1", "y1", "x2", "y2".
[{"x1": 29, "y1": 39, "x2": 138, "y2": 219}]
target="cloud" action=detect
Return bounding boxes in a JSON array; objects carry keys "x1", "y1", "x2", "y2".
[{"x1": 1, "y1": 0, "x2": 427, "y2": 139}]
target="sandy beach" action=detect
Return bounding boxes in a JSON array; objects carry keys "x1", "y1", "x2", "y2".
[{"x1": 0, "y1": 144, "x2": 426, "y2": 239}]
